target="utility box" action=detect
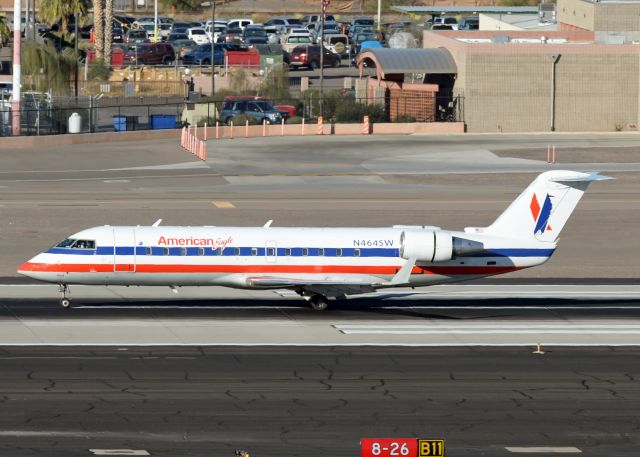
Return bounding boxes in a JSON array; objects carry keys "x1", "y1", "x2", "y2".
[{"x1": 68, "y1": 112, "x2": 82, "y2": 134}]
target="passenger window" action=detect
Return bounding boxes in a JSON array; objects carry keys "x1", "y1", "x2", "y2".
[
  {"x1": 267, "y1": 247, "x2": 275, "y2": 256},
  {"x1": 302, "y1": 248, "x2": 308, "y2": 256},
  {"x1": 146, "y1": 247, "x2": 152, "y2": 256},
  {"x1": 216, "y1": 247, "x2": 223, "y2": 256},
  {"x1": 163, "y1": 248, "x2": 169, "y2": 256},
  {"x1": 234, "y1": 247, "x2": 241, "y2": 256},
  {"x1": 285, "y1": 248, "x2": 291, "y2": 256},
  {"x1": 198, "y1": 247, "x2": 205, "y2": 256},
  {"x1": 354, "y1": 248, "x2": 360, "y2": 257},
  {"x1": 336, "y1": 248, "x2": 342, "y2": 257},
  {"x1": 179, "y1": 247, "x2": 187, "y2": 256},
  {"x1": 318, "y1": 248, "x2": 324, "y2": 256},
  {"x1": 251, "y1": 247, "x2": 258, "y2": 256}
]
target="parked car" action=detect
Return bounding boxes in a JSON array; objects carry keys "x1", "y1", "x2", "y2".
[
  {"x1": 171, "y1": 39, "x2": 197, "y2": 61},
  {"x1": 221, "y1": 97, "x2": 290, "y2": 124},
  {"x1": 323, "y1": 33, "x2": 350, "y2": 56},
  {"x1": 168, "y1": 32, "x2": 189, "y2": 42},
  {"x1": 281, "y1": 32, "x2": 313, "y2": 53},
  {"x1": 124, "y1": 42, "x2": 176, "y2": 65},
  {"x1": 243, "y1": 26, "x2": 268, "y2": 45},
  {"x1": 433, "y1": 16, "x2": 458, "y2": 30},
  {"x1": 459, "y1": 17, "x2": 479, "y2": 30},
  {"x1": 188, "y1": 27, "x2": 209, "y2": 45},
  {"x1": 227, "y1": 19, "x2": 253, "y2": 30},
  {"x1": 218, "y1": 27, "x2": 243, "y2": 43},
  {"x1": 302, "y1": 14, "x2": 335, "y2": 24},
  {"x1": 182, "y1": 43, "x2": 225, "y2": 65},
  {"x1": 289, "y1": 44, "x2": 340, "y2": 70},
  {"x1": 125, "y1": 29, "x2": 149, "y2": 44}
]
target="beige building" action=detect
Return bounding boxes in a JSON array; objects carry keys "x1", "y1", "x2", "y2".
[{"x1": 423, "y1": 30, "x2": 640, "y2": 132}]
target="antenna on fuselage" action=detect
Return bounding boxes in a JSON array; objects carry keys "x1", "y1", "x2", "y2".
[
  {"x1": 152, "y1": 219, "x2": 162, "y2": 227},
  {"x1": 263, "y1": 220, "x2": 273, "y2": 228}
]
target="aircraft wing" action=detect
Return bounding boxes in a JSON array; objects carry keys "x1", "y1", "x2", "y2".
[{"x1": 246, "y1": 276, "x2": 378, "y2": 298}]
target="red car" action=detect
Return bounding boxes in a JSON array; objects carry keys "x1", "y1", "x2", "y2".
[
  {"x1": 124, "y1": 43, "x2": 176, "y2": 65},
  {"x1": 289, "y1": 45, "x2": 341, "y2": 70}
]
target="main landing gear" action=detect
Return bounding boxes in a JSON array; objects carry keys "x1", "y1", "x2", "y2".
[
  {"x1": 309, "y1": 294, "x2": 329, "y2": 311},
  {"x1": 59, "y1": 284, "x2": 71, "y2": 308}
]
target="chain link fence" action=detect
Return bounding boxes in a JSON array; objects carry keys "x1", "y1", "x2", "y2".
[{"x1": 0, "y1": 94, "x2": 464, "y2": 136}]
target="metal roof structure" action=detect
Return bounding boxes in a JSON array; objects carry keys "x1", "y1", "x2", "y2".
[
  {"x1": 357, "y1": 48, "x2": 457, "y2": 77},
  {"x1": 392, "y1": 5, "x2": 538, "y2": 15}
]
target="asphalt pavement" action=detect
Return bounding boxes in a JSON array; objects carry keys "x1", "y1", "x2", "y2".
[{"x1": 0, "y1": 346, "x2": 638, "y2": 457}]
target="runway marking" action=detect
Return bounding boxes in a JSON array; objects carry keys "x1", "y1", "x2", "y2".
[
  {"x1": 90, "y1": 451, "x2": 150, "y2": 456},
  {"x1": 335, "y1": 324, "x2": 640, "y2": 335},
  {"x1": 102, "y1": 180, "x2": 131, "y2": 183},
  {"x1": 505, "y1": 447, "x2": 581, "y2": 453},
  {"x1": 212, "y1": 200, "x2": 235, "y2": 208}
]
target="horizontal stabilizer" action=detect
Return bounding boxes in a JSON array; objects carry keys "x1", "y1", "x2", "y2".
[{"x1": 551, "y1": 171, "x2": 613, "y2": 183}]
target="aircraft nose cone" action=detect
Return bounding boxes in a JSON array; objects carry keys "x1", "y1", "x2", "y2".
[{"x1": 17, "y1": 260, "x2": 38, "y2": 277}]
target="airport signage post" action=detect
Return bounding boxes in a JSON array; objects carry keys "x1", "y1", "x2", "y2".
[{"x1": 361, "y1": 438, "x2": 444, "y2": 457}]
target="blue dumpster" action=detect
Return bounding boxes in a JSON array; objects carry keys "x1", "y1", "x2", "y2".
[
  {"x1": 150, "y1": 114, "x2": 177, "y2": 129},
  {"x1": 113, "y1": 116, "x2": 138, "y2": 131}
]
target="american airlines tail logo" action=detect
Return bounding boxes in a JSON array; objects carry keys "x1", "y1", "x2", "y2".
[{"x1": 530, "y1": 193, "x2": 553, "y2": 234}]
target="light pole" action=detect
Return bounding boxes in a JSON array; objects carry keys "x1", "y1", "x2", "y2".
[
  {"x1": 319, "y1": 0, "x2": 328, "y2": 117},
  {"x1": 154, "y1": 0, "x2": 158, "y2": 43},
  {"x1": 12, "y1": 0, "x2": 21, "y2": 136},
  {"x1": 548, "y1": 53, "x2": 560, "y2": 131},
  {"x1": 201, "y1": 1, "x2": 215, "y2": 97}
]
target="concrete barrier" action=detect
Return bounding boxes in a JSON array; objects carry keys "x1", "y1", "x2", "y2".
[{"x1": 0, "y1": 122, "x2": 467, "y2": 150}]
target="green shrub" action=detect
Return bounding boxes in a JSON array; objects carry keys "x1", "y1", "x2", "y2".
[
  {"x1": 395, "y1": 114, "x2": 416, "y2": 123},
  {"x1": 229, "y1": 114, "x2": 260, "y2": 125},
  {"x1": 335, "y1": 100, "x2": 386, "y2": 123}
]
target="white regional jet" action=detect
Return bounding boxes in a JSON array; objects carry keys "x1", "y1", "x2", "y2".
[{"x1": 18, "y1": 171, "x2": 609, "y2": 310}]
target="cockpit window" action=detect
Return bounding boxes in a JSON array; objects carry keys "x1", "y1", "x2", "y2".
[{"x1": 55, "y1": 239, "x2": 96, "y2": 249}]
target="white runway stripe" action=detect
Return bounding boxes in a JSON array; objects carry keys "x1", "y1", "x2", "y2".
[{"x1": 505, "y1": 447, "x2": 582, "y2": 453}]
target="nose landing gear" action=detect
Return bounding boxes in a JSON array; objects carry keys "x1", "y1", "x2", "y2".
[{"x1": 58, "y1": 284, "x2": 71, "y2": 308}]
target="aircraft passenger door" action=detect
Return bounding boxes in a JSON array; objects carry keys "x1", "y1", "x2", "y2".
[
  {"x1": 265, "y1": 241, "x2": 277, "y2": 263},
  {"x1": 113, "y1": 227, "x2": 137, "y2": 273}
]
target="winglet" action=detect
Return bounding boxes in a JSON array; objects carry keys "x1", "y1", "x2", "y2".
[
  {"x1": 388, "y1": 257, "x2": 417, "y2": 285},
  {"x1": 152, "y1": 219, "x2": 162, "y2": 227},
  {"x1": 263, "y1": 220, "x2": 273, "y2": 228}
]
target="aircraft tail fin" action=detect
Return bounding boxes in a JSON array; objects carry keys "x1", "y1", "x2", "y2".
[{"x1": 484, "y1": 171, "x2": 611, "y2": 243}]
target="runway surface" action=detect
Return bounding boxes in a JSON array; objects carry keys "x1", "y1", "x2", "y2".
[
  {"x1": 0, "y1": 346, "x2": 639, "y2": 457},
  {"x1": 0, "y1": 284, "x2": 639, "y2": 346}
]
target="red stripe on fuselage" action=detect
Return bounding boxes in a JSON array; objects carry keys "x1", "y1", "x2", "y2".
[{"x1": 18, "y1": 262, "x2": 522, "y2": 276}]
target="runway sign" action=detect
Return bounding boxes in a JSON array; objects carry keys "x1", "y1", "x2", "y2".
[{"x1": 361, "y1": 438, "x2": 444, "y2": 457}]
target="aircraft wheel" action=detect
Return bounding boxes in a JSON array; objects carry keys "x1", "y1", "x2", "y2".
[
  {"x1": 309, "y1": 294, "x2": 328, "y2": 311},
  {"x1": 60, "y1": 298, "x2": 71, "y2": 308}
]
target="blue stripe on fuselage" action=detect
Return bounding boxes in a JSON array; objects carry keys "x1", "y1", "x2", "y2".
[{"x1": 45, "y1": 246, "x2": 554, "y2": 258}]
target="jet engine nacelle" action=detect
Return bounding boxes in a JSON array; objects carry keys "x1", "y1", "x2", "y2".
[{"x1": 400, "y1": 230, "x2": 453, "y2": 262}]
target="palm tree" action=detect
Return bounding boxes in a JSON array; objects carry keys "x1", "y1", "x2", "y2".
[
  {"x1": 93, "y1": 0, "x2": 104, "y2": 59},
  {"x1": 103, "y1": 0, "x2": 113, "y2": 66},
  {"x1": 39, "y1": 0, "x2": 86, "y2": 36},
  {"x1": 23, "y1": 41, "x2": 78, "y2": 95},
  {"x1": 0, "y1": 15, "x2": 10, "y2": 47}
]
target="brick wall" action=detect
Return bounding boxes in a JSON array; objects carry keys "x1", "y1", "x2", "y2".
[{"x1": 388, "y1": 88, "x2": 436, "y2": 122}]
